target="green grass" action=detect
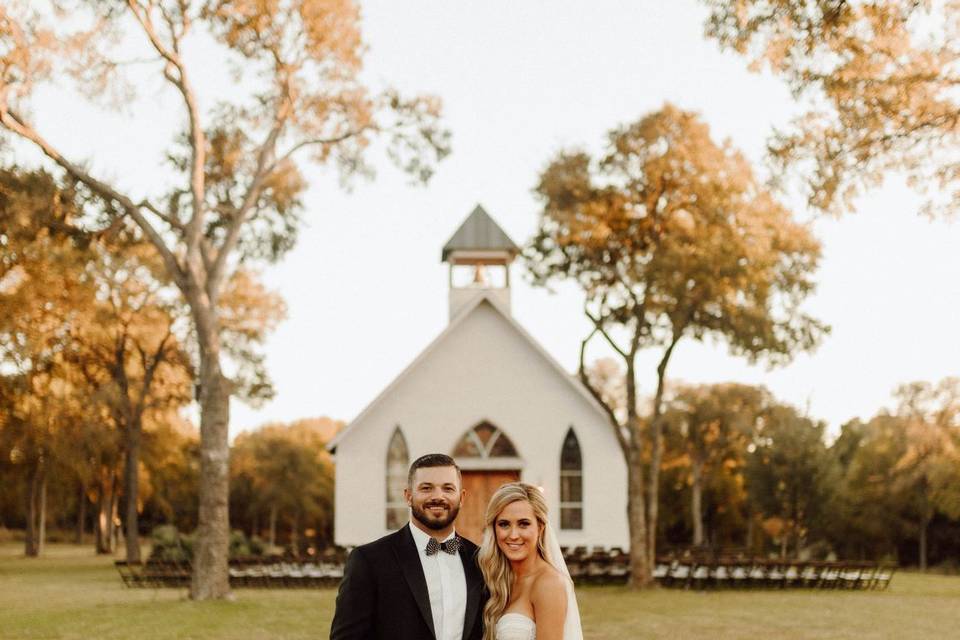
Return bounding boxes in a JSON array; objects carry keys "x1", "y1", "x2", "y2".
[{"x1": 2, "y1": 543, "x2": 958, "y2": 639}]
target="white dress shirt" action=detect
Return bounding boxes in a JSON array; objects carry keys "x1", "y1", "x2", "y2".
[{"x1": 408, "y1": 522, "x2": 467, "y2": 640}]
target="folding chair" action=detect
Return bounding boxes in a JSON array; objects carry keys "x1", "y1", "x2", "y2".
[
  {"x1": 819, "y1": 564, "x2": 841, "y2": 589},
  {"x1": 840, "y1": 564, "x2": 862, "y2": 589},
  {"x1": 668, "y1": 561, "x2": 692, "y2": 589},
  {"x1": 766, "y1": 561, "x2": 787, "y2": 589},
  {"x1": 730, "y1": 561, "x2": 749, "y2": 588},
  {"x1": 691, "y1": 562, "x2": 710, "y2": 590},
  {"x1": 872, "y1": 564, "x2": 895, "y2": 591},
  {"x1": 709, "y1": 561, "x2": 731, "y2": 589},
  {"x1": 652, "y1": 559, "x2": 671, "y2": 583},
  {"x1": 748, "y1": 560, "x2": 768, "y2": 588},
  {"x1": 607, "y1": 558, "x2": 629, "y2": 584},
  {"x1": 115, "y1": 561, "x2": 144, "y2": 588},
  {"x1": 800, "y1": 562, "x2": 821, "y2": 588},
  {"x1": 783, "y1": 562, "x2": 800, "y2": 588}
]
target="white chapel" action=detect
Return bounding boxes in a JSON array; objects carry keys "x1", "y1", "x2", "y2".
[{"x1": 328, "y1": 205, "x2": 629, "y2": 549}]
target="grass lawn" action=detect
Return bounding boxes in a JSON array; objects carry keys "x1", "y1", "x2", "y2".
[{"x1": 2, "y1": 543, "x2": 958, "y2": 639}]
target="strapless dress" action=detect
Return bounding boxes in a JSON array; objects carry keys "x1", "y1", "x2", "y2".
[{"x1": 495, "y1": 612, "x2": 536, "y2": 640}]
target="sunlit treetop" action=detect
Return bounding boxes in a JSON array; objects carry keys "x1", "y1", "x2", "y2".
[{"x1": 703, "y1": 0, "x2": 960, "y2": 217}]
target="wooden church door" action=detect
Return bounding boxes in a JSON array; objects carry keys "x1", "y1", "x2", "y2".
[
  {"x1": 452, "y1": 421, "x2": 523, "y2": 545},
  {"x1": 459, "y1": 469, "x2": 520, "y2": 544}
]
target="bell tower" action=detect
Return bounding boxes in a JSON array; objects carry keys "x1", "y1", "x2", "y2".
[{"x1": 442, "y1": 204, "x2": 519, "y2": 321}]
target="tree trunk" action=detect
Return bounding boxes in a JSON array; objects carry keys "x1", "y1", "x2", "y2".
[
  {"x1": 108, "y1": 470, "x2": 119, "y2": 553},
  {"x1": 291, "y1": 512, "x2": 300, "y2": 558},
  {"x1": 646, "y1": 429, "x2": 662, "y2": 569},
  {"x1": 75, "y1": 480, "x2": 87, "y2": 545},
  {"x1": 38, "y1": 471, "x2": 47, "y2": 556},
  {"x1": 919, "y1": 515, "x2": 930, "y2": 572},
  {"x1": 189, "y1": 331, "x2": 232, "y2": 600},
  {"x1": 691, "y1": 457, "x2": 704, "y2": 547},
  {"x1": 123, "y1": 416, "x2": 143, "y2": 562},
  {"x1": 96, "y1": 467, "x2": 117, "y2": 555},
  {"x1": 627, "y1": 447, "x2": 652, "y2": 587},
  {"x1": 111, "y1": 473, "x2": 120, "y2": 554},
  {"x1": 268, "y1": 504, "x2": 278, "y2": 549},
  {"x1": 646, "y1": 338, "x2": 677, "y2": 571},
  {"x1": 25, "y1": 462, "x2": 41, "y2": 557},
  {"x1": 95, "y1": 481, "x2": 106, "y2": 554}
]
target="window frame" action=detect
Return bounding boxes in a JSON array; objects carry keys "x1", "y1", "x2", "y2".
[
  {"x1": 559, "y1": 426, "x2": 583, "y2": 531},
  {"x1": 385, "y1": 426, "x2": 409, "y2": 530}
]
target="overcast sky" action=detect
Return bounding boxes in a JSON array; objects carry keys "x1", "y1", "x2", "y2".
[{"x1": 10, "y1": 1, "x2": 960, "y2": 437}]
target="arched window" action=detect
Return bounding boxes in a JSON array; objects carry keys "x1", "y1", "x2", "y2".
[
  {"x1": 385, "y1": 427, "x2": 409, "y2": 529},
  {"x1": 452, "y1": 421, "x2": 518, "y2": 459},
  {"x1": 560, "y1": 428, "x2": 583, "y2": 530}
]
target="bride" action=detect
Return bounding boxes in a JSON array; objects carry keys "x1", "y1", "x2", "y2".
[{"x1": 477, "y1": 483, "x2": 583, "y2": 640}]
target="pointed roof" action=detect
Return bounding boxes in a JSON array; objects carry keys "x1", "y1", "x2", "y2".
[
  {"x1": 441, "y1": 205, "x2": 520, "y2": 261},
  {"x1": 327, "y1": 291, "x2": 612, "y2": 453}
]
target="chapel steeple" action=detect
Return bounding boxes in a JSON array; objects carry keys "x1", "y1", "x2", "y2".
[{"x1": 442, "y1": 205, "x2": 519, "y2": 321}]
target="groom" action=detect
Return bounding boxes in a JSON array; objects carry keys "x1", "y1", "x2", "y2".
[{"x1": 330, "y1": 453, "x2": 486, "y2": 640}]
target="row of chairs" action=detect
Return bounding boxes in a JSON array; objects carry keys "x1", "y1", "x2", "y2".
[
  {"x1": 115, "y1": 558, "x2": 344, "y2": 589},
  {"x1": 563, "y1": 546, "x2": 630, "y2": 584},
  {"x1": 654, "y1": 558, "x2": 895, "y2": 590},
  {"x1": 117, "y1": 548, "x2": 894, "y2": 591},
  {"x1": 116, "y1": 559, "x2": 190, "y2": 588},
  {"x1": 229, "y1": 560, "x2": 344, "y2": 588},
  {"x1": 558, "y1": 547, "x2": 896, "y2": 589}
]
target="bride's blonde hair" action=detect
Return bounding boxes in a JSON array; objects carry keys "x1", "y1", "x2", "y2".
[{"x1": 477, "y1": 482, "x2": 549, "y2": 640}]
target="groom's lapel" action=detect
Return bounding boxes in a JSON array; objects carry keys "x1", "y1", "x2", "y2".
[
  {"x1": 459, "y1": 536, "x2": 483, "y2": 640},
  {"x1": 392, "y1": 525, "x2": 436, "y2": 640}
]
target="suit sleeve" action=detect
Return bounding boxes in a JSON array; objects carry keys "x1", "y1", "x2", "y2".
[{"x1": 330, "y1": 546, "x2": 376, "y2": 640}]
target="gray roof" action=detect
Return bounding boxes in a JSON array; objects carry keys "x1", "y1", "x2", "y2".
[{"x1": 441, "y1": 205, "x2": 519, "y2": 261}]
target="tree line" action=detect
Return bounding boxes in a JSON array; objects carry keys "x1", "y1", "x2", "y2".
[
  {"x1": 646, "y1": 377, "x2": 960, "y2": 571},
  {"x1": 0, "y1": 168, "x2": 336, "y2": 559}
]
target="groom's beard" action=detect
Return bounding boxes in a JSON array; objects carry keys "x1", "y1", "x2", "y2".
[{"x1": 411, "y1": 499, "x2": 461, "y2": 531}]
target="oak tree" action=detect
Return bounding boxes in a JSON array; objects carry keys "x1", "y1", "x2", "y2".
[
  {"x1": 525, "y1": 104, "x2": 827, "y2": 586},
  {"x1": 891, "y1": 378, "x2": 960, "y2": 569},
  {"x1": 744, "y1": 403, "x2": 832, "y2": 558},
  {"x1": 663, "y1": 383, "x2": 772, "y2": 547}
]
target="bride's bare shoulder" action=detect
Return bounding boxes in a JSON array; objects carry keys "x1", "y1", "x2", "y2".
[{"x1": 530, "y1": 562, "x2": 567, "y2": 607}]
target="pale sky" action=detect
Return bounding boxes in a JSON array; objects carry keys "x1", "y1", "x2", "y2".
[{"x1": 8, "y1": 1, "x2": 960, "y2": 437}]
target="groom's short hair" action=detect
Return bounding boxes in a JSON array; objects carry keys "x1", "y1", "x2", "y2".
[{"x1": 408, "y1": 453, "x2": 461, "y2": 487}]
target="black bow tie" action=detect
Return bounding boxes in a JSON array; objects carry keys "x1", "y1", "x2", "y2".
[{"x1": 425, "y1": 536, "x2": 460, "y2": 556}]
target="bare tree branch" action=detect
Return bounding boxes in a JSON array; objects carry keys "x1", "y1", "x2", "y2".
[
  {"x1": 268, "y1": 130, "x2": 362, "y2": 175},
  {"x1": 207, "y1": 117, "x2": 288, "y2": 299},
  {"x1": 578, "y1": 327, "x2": 630, "y2": 456},
  {"x1": 585, "y1": 307, "x2": 629, "y2": 359},
  {"x1": 0, "y1": 108, "x2": 187, "y2": 290},
  {"x1": 126, "y1": 0, "x2": 207, "y2": 265}
]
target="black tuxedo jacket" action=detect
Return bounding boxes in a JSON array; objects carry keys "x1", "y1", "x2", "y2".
[{"x1": 329, "y1": 526, "x2": 486, "y2": 640}]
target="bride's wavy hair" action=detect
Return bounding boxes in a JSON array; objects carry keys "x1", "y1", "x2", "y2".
[{"x1": 477, "y1": 482, "x2": 549, "y2": 640}]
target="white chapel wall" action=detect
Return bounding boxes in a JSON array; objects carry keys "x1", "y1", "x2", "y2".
[{"x1": 333, "y1": 300, "x2": 629, "y2": 549}]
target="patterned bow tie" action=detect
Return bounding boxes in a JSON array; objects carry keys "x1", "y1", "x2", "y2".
[{"x1": 425, "y1": 536, "x2": 460, "y2": 556}]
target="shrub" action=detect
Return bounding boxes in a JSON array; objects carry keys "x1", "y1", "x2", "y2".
[
  {"x1": 230, "y1": 530, "x2": 265, "y2": 558},
  {"x1": 148, "y1": 525, "x2": 193, "y2": 562},
  {"x1": 148, "y1": 526, "x2": 266, "y2": 563}
]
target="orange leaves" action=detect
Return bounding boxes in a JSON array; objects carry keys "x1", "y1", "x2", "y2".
[
  {"x1": 218, "y1": 268, "x2": 286, "y2": 341},
  {"x1": 207, "y1": 0, "x2": 362, "y2": 68},
  {"x1": 704, "y1": 0, "x2": 960, "y2": 216},
  {"x1": 530, "y1": 104, "x2": 826, "y2": 364},
  {"x1": 298, "y1": 0, "x2": 363, "y2": 69}
]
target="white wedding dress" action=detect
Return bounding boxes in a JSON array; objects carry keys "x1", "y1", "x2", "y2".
[
  {"x1": 494, "y1": 580, "x2": 581, "y2": 639},
  {"x1": 495, "y1": 612, "x2": 536, "y2": 640}
]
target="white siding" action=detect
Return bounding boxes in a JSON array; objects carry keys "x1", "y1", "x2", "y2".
[{"x1": 332, "y1": 298, "x2": 629, "y2": 549}]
